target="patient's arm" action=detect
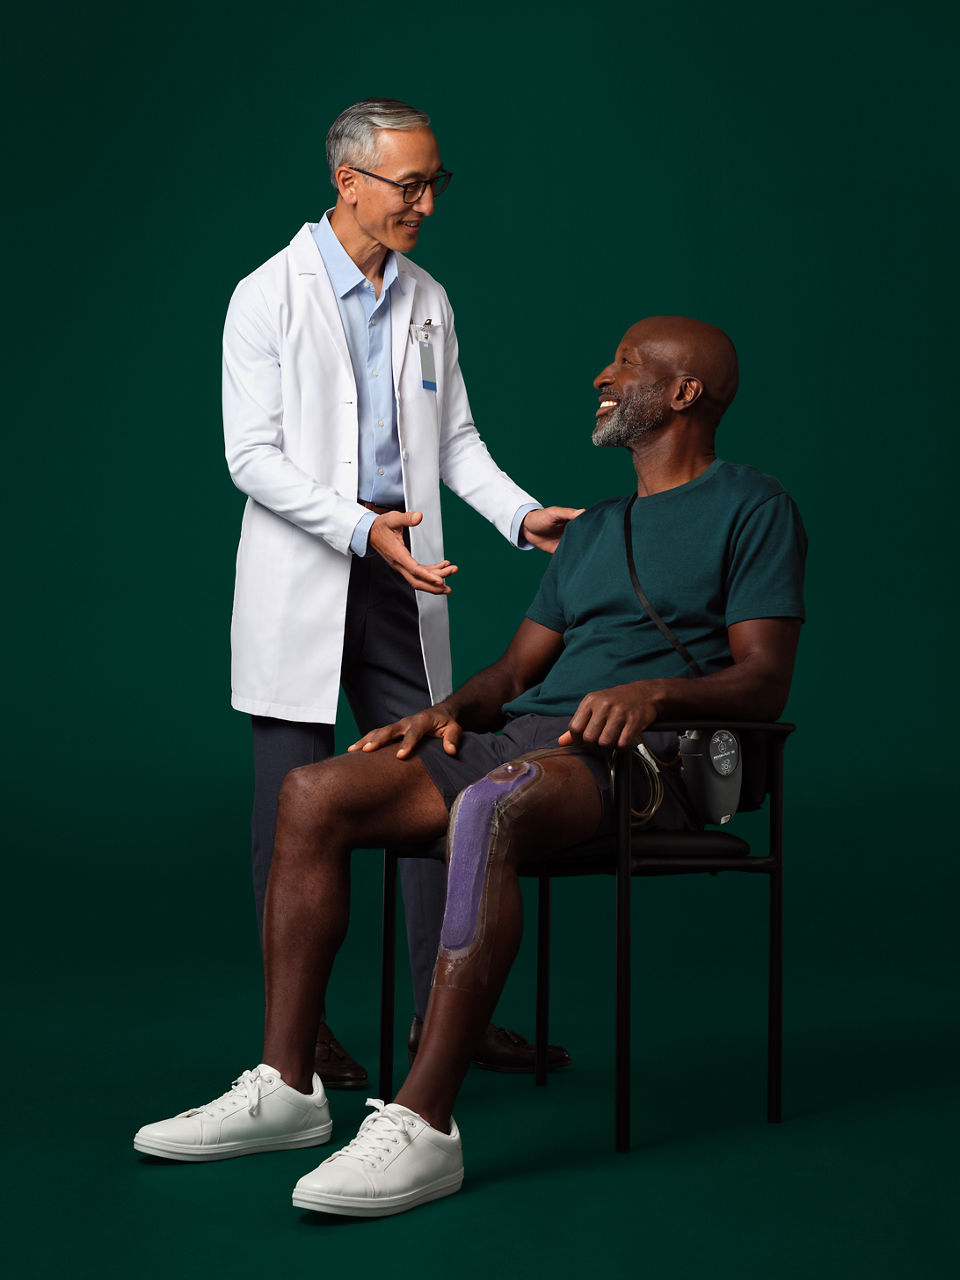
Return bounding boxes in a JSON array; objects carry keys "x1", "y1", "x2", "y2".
[
  {"x1": 349, "y1": 618, "x2": 564, "y2": 759},
  {"x1": 559, "y1": 617, "x2": 802, "y2": 749}
]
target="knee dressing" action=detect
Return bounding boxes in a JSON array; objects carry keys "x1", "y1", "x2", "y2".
[{"x1": 440, "y1": 760, "x2": 538, "y2": 951}]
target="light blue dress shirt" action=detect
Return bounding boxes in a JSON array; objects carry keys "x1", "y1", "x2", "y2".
[
  {"x1": 312, "y1": 215, "x2": 402, "y2": 555},
  {"x1": 312, "y1": 213, "x2": 538, "y2": 556}
]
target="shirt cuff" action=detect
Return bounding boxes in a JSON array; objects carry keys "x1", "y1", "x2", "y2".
[
  {"x1": 349, "y1": 509, "x2": 377, "y2": 557},
  {"x1": 511, "y1": 503, "x2": 542, "y2": 550}
]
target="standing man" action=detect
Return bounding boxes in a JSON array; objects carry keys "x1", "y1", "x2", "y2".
[{"x1": 222, "y1": 98, "x2": 579, "y2": 1088}]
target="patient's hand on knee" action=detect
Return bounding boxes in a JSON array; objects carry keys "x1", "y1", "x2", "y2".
[{"x1": 349, "y1": 706, "x2": 464, "y2": 759}]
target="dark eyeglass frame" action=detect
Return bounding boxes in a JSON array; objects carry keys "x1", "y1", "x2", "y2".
[{"x1": 348, "y1": 165, "x2": 453, "y2": 204}]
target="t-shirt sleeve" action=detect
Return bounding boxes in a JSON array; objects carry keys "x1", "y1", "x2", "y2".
[
  {"x1": 725, "y1": 493, "x2": 807, "y2": 625},
  {"x1": 523, "y1": 528, "x2": 568, "y2": 634}
]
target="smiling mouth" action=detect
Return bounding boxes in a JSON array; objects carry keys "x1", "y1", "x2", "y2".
[{"x1": 596, "y1": 398, "x2": 618, "y2": 418}]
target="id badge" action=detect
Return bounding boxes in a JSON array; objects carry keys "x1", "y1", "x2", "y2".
[{"x1": 410, "y1": 320, "x2": 440, "y2": 391}]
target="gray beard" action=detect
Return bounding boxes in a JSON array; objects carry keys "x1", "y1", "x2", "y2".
[{"x1": 592, "y1": 381, "x2": 669, "y2": 448}]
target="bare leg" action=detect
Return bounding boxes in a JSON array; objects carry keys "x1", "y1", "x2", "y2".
[
  {"x1": 395, "y1": 751, "x2": 605, "y2": 1130},
  {"x1": 261, "y1": 751, "x2": 449, "y2": 1092}
]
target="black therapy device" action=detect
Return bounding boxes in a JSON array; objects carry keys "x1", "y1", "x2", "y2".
[{"x1": 679, "y1": 729, "x2": 742, "y2": 825}]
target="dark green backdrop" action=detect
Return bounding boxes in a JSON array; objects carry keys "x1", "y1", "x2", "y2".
[{"x1": 5, "y1": 1, "x2": 956, "y2": 1275}]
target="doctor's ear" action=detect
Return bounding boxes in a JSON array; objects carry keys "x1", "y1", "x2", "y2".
[{"x1": 335, "y1": 165, "x2": 360, "y2": 205}]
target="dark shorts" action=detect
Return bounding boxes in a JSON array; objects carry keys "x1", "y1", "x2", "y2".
[{"x1": 414, "y1": 714, "x2": 695, "y2": 832}]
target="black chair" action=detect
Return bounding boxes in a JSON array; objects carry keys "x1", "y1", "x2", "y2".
[{"x1": 378, "y1": 720, "x2": 794, "y2": 1154}]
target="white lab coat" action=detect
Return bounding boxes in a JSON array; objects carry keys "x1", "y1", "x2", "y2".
[{"x1": 223, "y1": 223, "x2": 539, "y2": 724}]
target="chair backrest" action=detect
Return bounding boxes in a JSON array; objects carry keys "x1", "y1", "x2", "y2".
[{"x1": 737, "y1": 728, "x2": 778, "y2": 812}]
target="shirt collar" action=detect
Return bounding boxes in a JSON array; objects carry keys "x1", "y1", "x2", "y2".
[{"x1": 313, "y1": 211, "x2": 402, "y2": 298}]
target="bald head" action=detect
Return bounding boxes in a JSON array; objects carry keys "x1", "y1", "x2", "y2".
[{"x1": 621, "y1": 316, "x2": 739, "y2": 423}]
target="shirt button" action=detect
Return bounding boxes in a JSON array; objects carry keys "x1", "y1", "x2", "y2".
[
  {"x1": 369, "y1": 318, "x2": 375, "y2": 326},
  {"x1": 378, "y1": 467, "x2": 385, "y2": 475},
  {"x1": 378, "y1": 419, "x2": 384, "y2": 426},
  {"x1": 372, "y1": 370, "x2": 379, "y2": 377}
]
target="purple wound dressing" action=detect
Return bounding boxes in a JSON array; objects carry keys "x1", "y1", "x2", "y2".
[{"x1": 440, "y1": 762, "x2": 535, "y2": 951}]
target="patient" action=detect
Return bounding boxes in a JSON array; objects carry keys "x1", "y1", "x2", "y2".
[{"x1": 135, "y1": 316, "x2": 806, "y2": 1217}]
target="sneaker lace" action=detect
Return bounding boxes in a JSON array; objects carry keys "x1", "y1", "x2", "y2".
[
  {"x1": 329, "y1": 1098, "x2": 412, "y2": 1166},
  {"x1": 199, "y1": 1068, "x2": 272, "y2": 1117}
]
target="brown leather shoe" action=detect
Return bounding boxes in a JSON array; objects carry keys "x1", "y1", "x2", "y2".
[
  {"x1": 314, "y1": 1022, "x2": 370, "y2": 1090},
  {"x1": 408, "y1": 1016, "x2": 571, "y2": 1074}
]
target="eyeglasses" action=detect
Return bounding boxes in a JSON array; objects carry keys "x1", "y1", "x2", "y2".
[{"x1": 348, "y1": 166, "x2": 453, "y2": 204}]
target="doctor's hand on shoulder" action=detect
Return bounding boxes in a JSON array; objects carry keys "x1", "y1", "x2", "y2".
[
  {"x1": 368, "y1": 511, "x2": 459, "y2": 595},
  {"x1": 521, "y1": 506, "x2": 586, "y2": 553}
]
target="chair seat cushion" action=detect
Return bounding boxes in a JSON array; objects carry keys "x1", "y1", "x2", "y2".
[
  {"x1": 519, "y1": 829, "x2": 753, "y2": 877},
  {"x1": 389, "y1": 831, "x2": 762, "y2": 879}
]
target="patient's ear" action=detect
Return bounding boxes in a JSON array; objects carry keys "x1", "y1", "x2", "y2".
[{"x1": 672, "y1": 377, "x2": 703, "y2": 411}]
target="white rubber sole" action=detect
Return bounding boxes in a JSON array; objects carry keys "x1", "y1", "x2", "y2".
[
  {"x1": 134, "y1": 1119, "x2": 333, "y2": 1162},
  {"x1": 292, "y1": 1169, "x2": 464, "y2": 1218}
]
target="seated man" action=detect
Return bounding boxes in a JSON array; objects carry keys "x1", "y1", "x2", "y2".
[{"x1": 135, "y1": 315, "x2": 806, "y2": 1218}]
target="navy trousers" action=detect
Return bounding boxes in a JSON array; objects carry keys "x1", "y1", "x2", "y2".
[{"x1": 250, "y1": 548, "x2": 446, "y2": 1020}]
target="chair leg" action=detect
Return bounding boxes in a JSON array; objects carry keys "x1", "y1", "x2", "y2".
[
  {"x1": 615, "y1": 863, "x2": 631, "y2": 1152},
  {"x1": 614, "y1": 750, "x2": 634, "y2": 1153},
  {"x1": 767, "y1": 865, "x2": 783, "y2": 1123},
  {"x1": 535, "y1": 876, "x2": 551, "y2": 1087},
  {"x1": 379, "y1": 851, "x2": 398, "y2": 1102}
]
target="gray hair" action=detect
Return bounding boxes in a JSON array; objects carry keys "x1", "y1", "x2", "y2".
[{"x1": 326, "y1": 98, "x2": 431, "y2": 188}]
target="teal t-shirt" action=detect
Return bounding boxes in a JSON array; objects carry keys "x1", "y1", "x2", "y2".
[{"x1": 503, "y1": 459, "x2": 807, "y2": 719}]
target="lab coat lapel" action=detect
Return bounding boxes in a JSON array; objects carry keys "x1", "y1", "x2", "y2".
[
  {"x1": 391, "y1": 264, "x2": 416, "y2": 397},
  {"x1": 288, "y1": 223, "x2": 353, "y2": 372}
]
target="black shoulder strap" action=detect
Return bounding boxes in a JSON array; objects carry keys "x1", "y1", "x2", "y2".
[{"x1": 624, "y1": 493, "x2": 704, "y2": 678}]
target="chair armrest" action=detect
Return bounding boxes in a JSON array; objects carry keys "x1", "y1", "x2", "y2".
[{"x1": 646, "y1": 720, "x2": 795, "y2": 736}]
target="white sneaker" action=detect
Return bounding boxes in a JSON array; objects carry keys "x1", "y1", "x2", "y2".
[
  {"x1": 292, "y1": 1098, "x2": 463, "y2": 1217},
  {"x1": 134, "y1": 1065, "x2": 332, "y2": 1161}
]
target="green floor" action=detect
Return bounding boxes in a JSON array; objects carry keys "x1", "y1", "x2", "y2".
[{"x1": 9, "y1": 811, "x2": 957, "y2": 1279}]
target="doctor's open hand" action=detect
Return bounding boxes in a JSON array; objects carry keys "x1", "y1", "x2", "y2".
[
  {"x1": 348, "y1": 704, "x2": 463, "y2": 759},
  {"x1": 368, "y1": 511, "x2": 459, "y2": 595},
  {"x1": 521, "y1": 506, "x2": 586, "y2": 553}
]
